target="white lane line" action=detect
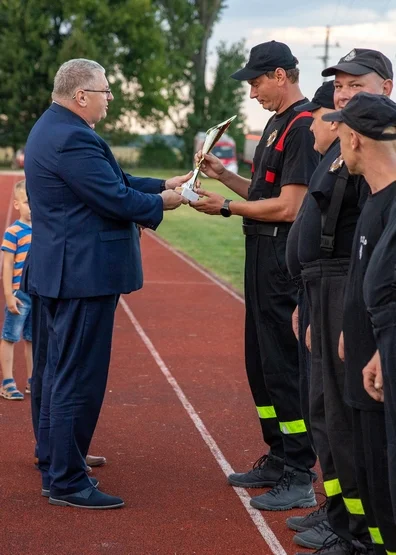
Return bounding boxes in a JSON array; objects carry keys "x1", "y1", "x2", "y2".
[
  {"x1": 0, "y1": 186, "x2": 16, "y2": 277},
  {"x1": 120, "y1": 296, "x2": 287, "y2": 555},
  {"x1": 147, "y1": 232, "x2": 244, "y2": 304}
]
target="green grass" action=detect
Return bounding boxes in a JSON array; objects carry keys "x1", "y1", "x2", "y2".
[{"x1": 131, "y1": 168, "x2": 245, "y2": 293}]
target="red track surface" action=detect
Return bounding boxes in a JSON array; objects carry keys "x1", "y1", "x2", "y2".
[{"x1": 0, "y1": 173, "x2": 321, "y2": 555}]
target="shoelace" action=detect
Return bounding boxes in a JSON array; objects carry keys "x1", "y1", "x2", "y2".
[
  {"x1": 252, "y1": 454, "x2": 269, "y2": 470},
  {"x1": 313, "y1": 536, "x2": 349, "y2": 554},
  {"x1": 313, "y1": 535, "x2": 365, "y2": 554},
  {"x1": 266, "y1": 469, "x2": 294, "y2": 497},
  {"x1": 311, "y1": 520, "x2": 333, "y2": 535},
  {"x1": 299, "y1": 497, "x2": 328, "y2": 524}
]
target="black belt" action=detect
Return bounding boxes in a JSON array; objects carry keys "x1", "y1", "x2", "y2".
[{"x1": 242, "y1": 223, "x2": 290, "y2": 237}]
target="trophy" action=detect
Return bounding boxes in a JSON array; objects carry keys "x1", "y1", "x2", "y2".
[{"x1": 177, "y1": 115, "x2": 237, "y2": 202}]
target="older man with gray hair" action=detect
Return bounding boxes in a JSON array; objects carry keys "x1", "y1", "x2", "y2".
[{"x1": 25, "y1": 58, "x2": 190, "y2": 509}]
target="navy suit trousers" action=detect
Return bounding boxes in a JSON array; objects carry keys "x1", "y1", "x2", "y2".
[
  {"x1": 31, "y1": 294, "x2": 47, "y2": 451},
  {"x1": 37, "y1": 295, "x2": 118, "y2": 495}
]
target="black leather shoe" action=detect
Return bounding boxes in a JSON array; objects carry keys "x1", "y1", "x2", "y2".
[
  {"x1": 49, "y1": 487, "x2": 124, "y2": 509},
  {"x1": 41, "y1": 477, "x2": 99, "y2": 498}
]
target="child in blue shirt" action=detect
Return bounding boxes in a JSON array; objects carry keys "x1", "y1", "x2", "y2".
[{"x1": 0, "y1": 180, "x2": 32, "y2": 400}]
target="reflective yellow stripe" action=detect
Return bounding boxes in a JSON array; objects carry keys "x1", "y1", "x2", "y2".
[
  {"x1": 324, "y1": 478, "x2": 342, "y2": 497},
  {"x1": 386, "y1": 551, "x2": 396, "y2": 554},
  {"x1": 343, "y1": 497, "x2": 365, "y2": 515},
  {"x1": 257, "y1": 406, "x2": 277, "y2": 419},
  {"x1": 279, "y1": 419, "x2": 307, "y2": 434},
  {"x1": 369, "y1": 528, "x2": 384, "y2": 545}
]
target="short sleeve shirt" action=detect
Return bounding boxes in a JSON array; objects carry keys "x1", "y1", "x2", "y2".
[
  {"x1": 363, "y1": 195, "x2": 396, "y2": 308},
  {"x1": 298, "y1": 141, "x2": 369, "y2": 264},
  {"x1": 245, "y1": 99, "x2": 319, "y2": 225},
  {"x1": 343, "y1": 182, "x2": 396, "y2": 411},
  {"x1": 1, "y1": 220, "x2": 32, "y2": 290}
]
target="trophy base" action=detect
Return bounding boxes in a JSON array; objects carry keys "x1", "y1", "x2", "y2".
[{"x1": 179, "y1": 187, "x2": 199, "y2": 202}]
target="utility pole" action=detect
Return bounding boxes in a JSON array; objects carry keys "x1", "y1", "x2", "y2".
[{"x1": 314, "y1": 25, "x2": 340, "y2": 76}]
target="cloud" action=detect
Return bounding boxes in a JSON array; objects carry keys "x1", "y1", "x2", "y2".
[{"x1": 208, "y1": 4, "x2": 396, "y2": 131}]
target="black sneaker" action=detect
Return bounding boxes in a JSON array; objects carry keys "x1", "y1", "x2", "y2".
[
  {"x1": 250, "y1": 466, "x2": 317, "y2": 511},
  {"x1": 227, "y1": 453, "x2": 284, "y2": 488},
  {"x1": 287, "y1": 499, "x2": 328, "y2": 531},
  {"x1": 293, "y1": 520, "x2": 337, "y2": 549},
  {"x1": 295, "y1": 536, "x2": 372, "y2": 555}
]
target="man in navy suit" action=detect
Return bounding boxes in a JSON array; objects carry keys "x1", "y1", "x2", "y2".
[{"x1": 24, "y1": 58, "x2": 190, "y2": 509}]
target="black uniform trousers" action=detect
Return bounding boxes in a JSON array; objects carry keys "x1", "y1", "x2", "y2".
[
  {"x1": 368, "y1": 301, "x2": 396, "y2": 522},
  {"x1": 244, "y1": 231, "x2": 316, "y2": 471},
  {"x1": 302, "y1": 259, "x2": 369, "y2": 544},
  {"x1": 37, "y1": 294, "x2": 117, "y2": 496},
  {"x1": 297, "y1": 287, "x2": 315, "y2": 450},
  {"x1": 352, "y1": 408, "x2": 396, "y2": 554}
]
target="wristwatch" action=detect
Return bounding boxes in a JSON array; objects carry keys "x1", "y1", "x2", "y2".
[{"x1": 220, "y1": 198, "x2": 232, "y2": 217}]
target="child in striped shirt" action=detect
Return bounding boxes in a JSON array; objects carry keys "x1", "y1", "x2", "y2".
[{"x1": 0, "y1": 180, "x2": 32, "y2": 400}]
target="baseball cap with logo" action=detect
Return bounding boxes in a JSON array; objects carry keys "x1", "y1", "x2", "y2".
[
  {"x1": 231, "y1": 41, "x2": 298, "y2": 81},
  {"x1": 295, "y1": 80, "x2": 335, "y2": 112},
  {"x1": 322, "y1": 48, "x2": 393, "y2": 80},
  {"x1": 322, "y1": 92, "x2": 396, "y2": 141}
]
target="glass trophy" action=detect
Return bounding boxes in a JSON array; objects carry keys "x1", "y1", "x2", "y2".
[{"x1": 177, "y1": 115, "x2": 237, "y2": 202}]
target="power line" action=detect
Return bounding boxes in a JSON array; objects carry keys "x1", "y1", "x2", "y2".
[{"x1": 313, "y1": 25, "x2": 340, "y2": 75}]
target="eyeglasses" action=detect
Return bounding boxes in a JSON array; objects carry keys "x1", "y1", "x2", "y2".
[{"x1": 72, "y1": 89, "x2": 112, "y2": 99}]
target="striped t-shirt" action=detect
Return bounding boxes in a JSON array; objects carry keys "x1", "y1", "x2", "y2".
[{"x1": 1, "y1": 220, "x2": 32, "y2": 290}]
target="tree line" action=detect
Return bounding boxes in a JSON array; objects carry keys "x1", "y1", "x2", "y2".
[{"x1": 0, "y1": 0, "x2": 246, "y2": 164}]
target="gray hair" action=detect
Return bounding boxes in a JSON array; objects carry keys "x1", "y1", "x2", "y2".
[{"x1": 52, "y1": 59, "x2": 106, "y2": 99}]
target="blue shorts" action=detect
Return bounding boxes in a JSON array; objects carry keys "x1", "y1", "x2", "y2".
[{"x1": 1, "y1": 289, "x2": 32, "y2": 343}]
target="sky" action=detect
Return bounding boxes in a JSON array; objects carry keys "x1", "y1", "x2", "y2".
[{"x1": 207, "y1": 0, "x2": 396, "y2": 131}]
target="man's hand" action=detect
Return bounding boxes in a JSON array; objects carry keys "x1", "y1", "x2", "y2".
[
  {"x1": 362, "y1": 349, "x2": 384, "y2": 403},
  {"x1": 5, "y1": 293, "x2": 22, "y2": 315},
  {"x1": 160, "y1": 189, "x2": 187, "y2": 211},
  {"x1": 165, "y1": 171, "x2": 193, "y2": 190},
  {"x1": 292, "y1": 306, "x2": 299, "y2": 340},
  {"x1": 305, "y1": 324, "x2": 311, "y2": 352},
  {"x1": 338, "y1": 331, "x2": 344, "y2": 361},
  {"x1": 190, "y1": 189, "x2": 225, "y2": 215},
  {"x1": 195, "y1": 152, "x2": 226, "y2": 181}
]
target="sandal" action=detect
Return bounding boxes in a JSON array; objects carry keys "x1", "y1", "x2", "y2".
[
  {"x1": 25, "y1": 378, "x2": 32, "y2": 394},
  {"x1": 0, "y1": 379, "x2": 24, "y2": 400}
]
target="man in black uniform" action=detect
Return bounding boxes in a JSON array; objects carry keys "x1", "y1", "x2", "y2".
[
  {"x1": 323, "y1": 93, "x2": 396, "y2": 555},
  {"x1": 191, "y1": 41, "x2": 318, "y2": 511},
  {"x1": 286, "y1": 80, "x2": 371, "y2": 555},
  {"x1": 287, "y1": 49, "x2": 393, "y2": 555},
  {"x1": 364, "y1": 180, "x2": 396, "y2": 521}
]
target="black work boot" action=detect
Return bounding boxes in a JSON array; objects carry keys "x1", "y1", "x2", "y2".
[
  {"x1": 295, "y1": 536, "x2": 373, "y2": 555},
  {"x1": 250, "y1": 465, "x2": 317, "y2": 511},
  {"x1": 294, "y1": 520, "x2": 337, "y2": 549},
  {"x1": 287, "y1": 499, "x2": 328, "y2": 531},
  {"x1": 227, "y1": 453, "x2": 284, "y2": 488}
]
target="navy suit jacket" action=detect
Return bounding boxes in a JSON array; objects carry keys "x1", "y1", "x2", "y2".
[{"x1": 24, "y1": 103, "x2": 164, "y2": 298}]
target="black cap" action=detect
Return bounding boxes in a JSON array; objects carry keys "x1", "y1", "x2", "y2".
[
  {"x1": 231, "y1": 41, "x2": 298, "y2": 81},
  {"x1": 295, "y1": 81, "x2": 335, "y2": 112},
  {"x1": 322, "y1": 92, "x2": 396, "y2": 141},
  {"x1": 322, "y1": 48, "x2": 393, "y2": 80}
]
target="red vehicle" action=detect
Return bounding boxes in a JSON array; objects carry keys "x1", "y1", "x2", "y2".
[
  {"x1": 194, "y1": 132, "x2": 238, "y2": 174},
  {"x1": 12, "y1": 148, "x2": 25, "y2": 169}
]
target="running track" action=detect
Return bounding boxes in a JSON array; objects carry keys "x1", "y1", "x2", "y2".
[{"x1": 0, "y1": 172, "x2": 321, "y2": 555}]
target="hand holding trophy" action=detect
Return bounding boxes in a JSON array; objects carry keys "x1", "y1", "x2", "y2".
[{"x1": 177, "y1": 115, "x2": 237, "y2": 202}]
